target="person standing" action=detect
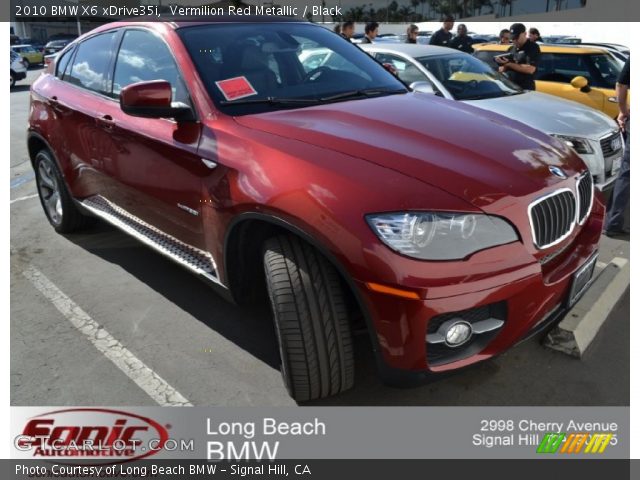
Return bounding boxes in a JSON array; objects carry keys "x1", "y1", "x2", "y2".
[
  {"x1": 499, "y1": 29, "x2": 511, "y2": 44},
  {"x1": 495, "y1": 23, "x2": 540, "y2": 90},
  {"x1": 340, "y1": 21, "x2": 355, "y2": 41},
  {"x1": 449, "y1": 24, "x2": 474, "y2": 53},
  {"x1": 429, "y1": 15, "x2": 454, "y2": 47},
  {"x1": 406, "y1": 24, "x2": 419, "y2": 44},
  {"x1": 528, "y1": 27, "x2": 542, "y2": 43},
  {"x1": 361, "y1": 22, "x2": 379, "y2": 44},
  {"x1": 604, "y1": 57, "x2": 630, "y2": 237}
]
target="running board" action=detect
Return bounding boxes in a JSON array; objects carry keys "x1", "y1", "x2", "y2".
[{"x1": 81, "y1": 195, "x2": 223, "y2": 288}]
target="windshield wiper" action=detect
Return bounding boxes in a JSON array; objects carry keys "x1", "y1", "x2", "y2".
[
  {"x1": 319, "y1": 88, "x2": 407, "y2": 102},
  {"x1": 219, "y1": 97, "x2": 321, "y2": 106}
]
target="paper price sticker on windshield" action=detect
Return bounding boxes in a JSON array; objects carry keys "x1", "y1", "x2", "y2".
[{"x1": 215, "y1": 76, "x2": 257, "y2": 101}]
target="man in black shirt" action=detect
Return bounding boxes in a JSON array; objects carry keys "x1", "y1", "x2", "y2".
[
  {"x1": 449, "y1": 24, "x2": 474, "y2": 54},
  {"x1": 604, "y1": 57, "x2": 630, "y2": 237},
  {"x1": 361, "y1": 22, "x2": 379, "y2": 44},
  {"x1": 429, "y1": 15, "x2": 454, "y2": 47},
  {"x1": 495, "y1": 23, "x2": 540, "y2": 90}
]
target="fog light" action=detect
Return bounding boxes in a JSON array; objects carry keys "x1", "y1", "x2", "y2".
[{"x1": 445, "y1": 321, "x2": 473, "y2": 347}]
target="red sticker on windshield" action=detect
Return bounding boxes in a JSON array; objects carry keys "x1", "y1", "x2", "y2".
[{"x1": 215, "y1": 76, "x2": 258, "y2": 101}]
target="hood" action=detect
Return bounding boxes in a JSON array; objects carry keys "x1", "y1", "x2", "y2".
[
  {"x1": 466, "y1": 91, "x2": 618, "y2": 139},
  {"x1": 234, "y1": 93, "x2": 586, "y2": 209}
]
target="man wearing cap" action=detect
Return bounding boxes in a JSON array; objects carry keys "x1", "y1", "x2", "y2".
[
  {"x1": 429, "y1": 15, "x2": 455, "y2": 47},
  {"x1": 495, "y1": 23, "x2": 540, "y2": 90}
]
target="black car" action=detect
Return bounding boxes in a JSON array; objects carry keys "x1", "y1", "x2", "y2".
[{"x1": 44, "y1": 39, "x2": 73, "y2": 56}]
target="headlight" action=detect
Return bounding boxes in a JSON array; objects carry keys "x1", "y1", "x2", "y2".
[
  {"x1": 366, "y1": 212, "x2": 518, "y2": 260},
  {"x1": 551, "y1": 135, "x2": 594, "y2": 155}
]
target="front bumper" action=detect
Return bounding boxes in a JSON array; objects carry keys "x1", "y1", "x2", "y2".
[{"x1": 355, "y1": 196, "x2": 604, "y2": 381}]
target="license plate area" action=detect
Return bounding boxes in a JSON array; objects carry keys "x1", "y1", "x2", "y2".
[
  {"x1": 567, "y1": 253, "x2": 598, "y2": 307},
  {"x1": 611, "y1": 156, "x2": 622, "y2": 176}
]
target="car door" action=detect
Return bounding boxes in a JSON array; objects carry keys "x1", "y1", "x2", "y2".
[
  {"x1": 99, "y1": 28, "x2": 206, "y2": 249},
  {"x1": 534, "y1": 52, "x2": 606, "y2": 113},
  {"x1": 43, "y1": 31, "x2": 121, "y2": 200}
]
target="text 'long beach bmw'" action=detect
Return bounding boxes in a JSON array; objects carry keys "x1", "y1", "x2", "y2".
[{"x1": 27, "y1": 18, "x2": 603, "y2": 401}]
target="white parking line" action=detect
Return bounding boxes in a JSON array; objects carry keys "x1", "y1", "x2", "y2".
[
  {"x1": 10, "y1": 194, "x2": 38, "y2": 205},
  {"x1": 22, "y1": 265, "x2": 193, "y2": 407}
]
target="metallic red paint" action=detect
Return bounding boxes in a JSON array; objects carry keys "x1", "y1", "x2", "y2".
[{"x1": 28, "y1": 20, "x2": 603, "y2": 380}]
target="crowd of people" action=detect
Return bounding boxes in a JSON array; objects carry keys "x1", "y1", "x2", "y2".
[{"x1": 332, "y1": 17, "x2": 630, "y2": 236}]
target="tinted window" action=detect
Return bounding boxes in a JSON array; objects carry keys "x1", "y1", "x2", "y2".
[
  {"x1": 534, "y1": 52, "x2": 620, "y2": 89},
  {"x1": 67, "y1": 32, "x2": 117, "y2": 93},
  {"x1": 56, "y1": 47, "x2": 74, "y2": 78},
  {"x1": 112, "y1": 29, "x2": 188, "y2": 103}
]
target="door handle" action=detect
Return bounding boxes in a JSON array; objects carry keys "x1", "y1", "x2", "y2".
[{"x1": 95, "y1": 114, "x2": 115, "y2": 130}]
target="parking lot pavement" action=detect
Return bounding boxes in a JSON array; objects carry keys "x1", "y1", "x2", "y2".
[{"x1": 10, "y1": 70, "x2": 630, "y2": 407}]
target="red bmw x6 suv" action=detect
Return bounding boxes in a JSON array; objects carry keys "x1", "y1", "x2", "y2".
[{"x1": 28, "y1": 18, "x2": 603, "y2": 401}]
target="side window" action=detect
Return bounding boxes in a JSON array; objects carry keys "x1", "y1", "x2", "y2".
[
  {"x1": 67, "y1": 32, "x2": 117, "y2": 93},
  {"x1": 56, "y1": 47, "x2": 74, "y2": 79},
  {"x1": 375, "y1": 53, "x2": 426, "y2": 85},
  {"x1": 112, "y1": 29, "x2": 188, "y2": 103},
  {"x1": 536, "y1": 53, "x2": 592, "y2": 84}
]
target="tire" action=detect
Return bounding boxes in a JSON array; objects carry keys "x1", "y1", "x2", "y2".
[
  {"x1": 263, "y1": 234, "x2": 355, "y2": 401},
  {"x1": 10, "y1": 72, "x2": 15, "y2": 88},
  {"x1": 34, "y1": 149, "x2": 93, "y2": 233}
]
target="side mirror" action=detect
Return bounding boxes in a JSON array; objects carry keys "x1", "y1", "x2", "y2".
[
  {"x1": 571, "y1": 76, "x2": 590, "y2": 92},
  {"x1": 120, "y1": 80, "x2": 195, "y2": 121},
  {"x1": 410, "y1": 81, "x2": 436, "y2": 95}
]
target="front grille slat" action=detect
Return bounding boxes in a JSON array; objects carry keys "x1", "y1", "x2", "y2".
[
  {"x1": 529, "y1": 190, "x2": 576, "y2": 249},
  {"x1": 576, "y1": 173, "x2": 593, "y2": 224}
]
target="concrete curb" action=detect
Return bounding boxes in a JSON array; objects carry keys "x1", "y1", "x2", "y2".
[{"x1": 544, "y1": 257, "x2": 629, "y2": 358}]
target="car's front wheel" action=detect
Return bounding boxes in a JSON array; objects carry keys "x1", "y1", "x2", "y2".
[
  {"x1": 263, "y1": 234, "x2": 355, "y2": 401},
  {"x1": 34, "y1": 149, "x2": 93, "y2": 233},
  {"x1": 10, "y1": 72, "x2": 15, "y2": 88}
]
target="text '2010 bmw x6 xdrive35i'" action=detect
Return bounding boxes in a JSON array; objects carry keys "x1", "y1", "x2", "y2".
[{"x1": 28, "y1": 18, "x2": 604, "y2": 402}]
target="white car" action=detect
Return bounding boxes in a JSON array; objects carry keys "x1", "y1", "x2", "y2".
[
  {"x1": 361, "y1": 44, "x2": 623, "y2": 190},
  {"x1": 10, "y1": 50, "x2": 27, "y2": 88}
]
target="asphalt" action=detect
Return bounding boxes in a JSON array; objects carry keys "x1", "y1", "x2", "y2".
[{"x1": 10, "y1": 67, "x2": 630, "y2": 407}]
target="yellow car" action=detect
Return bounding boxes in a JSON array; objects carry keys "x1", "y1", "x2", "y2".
[
  {"x1": 11, "y1": 44, "x2": 44, "y2": 67},
  {"x1": 473, "y1": 44, "x2": 628, "y2": 118}
]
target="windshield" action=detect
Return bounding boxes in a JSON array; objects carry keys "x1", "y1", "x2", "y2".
[
  {"x1": 177, "y1": 23, "x2": 407, "y2": 115},
  {"x1": 416, "y1": 53, "x2": 523, "y2": 100}
]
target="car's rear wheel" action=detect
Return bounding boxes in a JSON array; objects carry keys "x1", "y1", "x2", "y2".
[
  {"x1": 10, "y1": 73, "x2": 15, "y2": 88},
  {"x1": 262, "y1": 234, "x2": 355, "y2": 401},
  {"x1": 34, "y1": 149, "x2": 93, "y2": 233}
]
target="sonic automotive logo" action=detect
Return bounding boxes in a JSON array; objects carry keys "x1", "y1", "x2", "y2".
[
  {"x1": 537, "y1": 432, "x2": 614, "y2": 454},
  {"x1": 15, "y1": 408, "x2": 170, "y2": 462}
]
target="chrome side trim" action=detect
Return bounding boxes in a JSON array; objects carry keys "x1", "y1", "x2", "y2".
[
  {"x1": 81, "y1": 195, "x2": 224, "y2": 288},
  {"x1": 527, "y1": 187, "x2": 577, "y2": 250}
]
